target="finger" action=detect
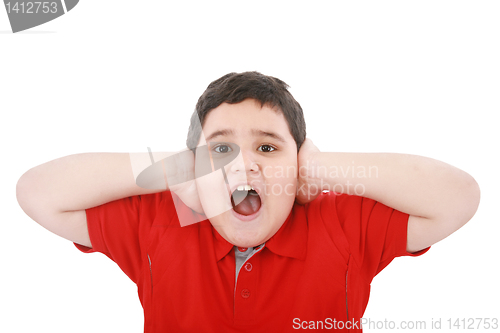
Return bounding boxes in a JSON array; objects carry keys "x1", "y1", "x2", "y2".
[{"x1": 302, "y1": 138, "x2": 321, "y2": 153}]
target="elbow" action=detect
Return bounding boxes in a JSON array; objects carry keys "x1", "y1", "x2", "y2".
[
  {"x1": 429, "y1": 173, "x2": 480, "y2": 244},
  {"x1": 452, "y1": 173, "x2": 480, "y2": 228},
  {"x1": 16, "y1": 170, "x2": 34, "y2": 215},
  {"x1": 16, "y1": 168, "x2": 43, "y2": 219},
  {"x1": 465, "y1": 175, "x2": 481, "y2": 222}
]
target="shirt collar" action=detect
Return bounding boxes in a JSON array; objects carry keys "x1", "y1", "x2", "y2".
[
  {"x1": 265, "y1": 204, "x2": 308, "y2": 260},
  {"x1": 211, "y1": 204, "x2": 308, "y2": 262},
  {"x1": 212, "y1": 225, "x2": 235, "y2": 262}
]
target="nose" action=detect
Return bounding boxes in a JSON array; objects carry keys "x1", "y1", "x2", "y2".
[{"x1": 229, "y1": 150, "x2": 259, "y2": 174}]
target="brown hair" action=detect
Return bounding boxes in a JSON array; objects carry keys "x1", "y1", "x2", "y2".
[{"x1": 186, "y1": 71, "x2": 306, "y2": 152}]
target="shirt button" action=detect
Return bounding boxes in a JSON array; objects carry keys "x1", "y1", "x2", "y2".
[
  {"x1": 241, "y1": 289, "x2": 250, "y2": 299},
  {"x1": 237, "y1": 247, "x2": 248, "y2": 252},
  {"x1": 244, "y1": 262, "x2": 253, "y2": 272}
]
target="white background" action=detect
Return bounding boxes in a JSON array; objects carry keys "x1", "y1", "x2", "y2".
[{"x1": 1, "y1": 1, "x2": 499, "y2": 332}]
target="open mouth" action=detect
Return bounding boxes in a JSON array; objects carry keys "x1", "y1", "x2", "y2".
[{"x1": 230, "y1": 185, "x2": 262, "y2": 216}]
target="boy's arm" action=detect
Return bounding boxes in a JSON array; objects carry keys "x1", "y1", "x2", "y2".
[
  {"x1": 16, "y1": 152, "x2": 200, "y2": 248},
  {"x1": 16, "y1": 153, "x2": 157, "y2": 247},
  {"x1": 296, "y1": 139, "x2": 480, "y2": 253}
]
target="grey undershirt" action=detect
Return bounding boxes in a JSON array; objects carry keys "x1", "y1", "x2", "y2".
[{"x1": 234, "y1": 244, "x2": 265, "y2": 281}]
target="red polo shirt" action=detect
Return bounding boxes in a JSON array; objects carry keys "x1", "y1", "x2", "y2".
[{"x1": 75, "y1": 191, "x2": 428, "y2": 332}]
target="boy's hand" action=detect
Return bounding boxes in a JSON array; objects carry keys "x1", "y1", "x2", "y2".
[
  {"x1": 169, "y1": 179, "x2": 204, "y2": 216},
  {"x1": 134, "y1": 149, "x2": 205, "y2": 215},
  {"x1": 296, "y1": 138, "x2": 321, "y2": 205},
  {"x1": 164, "y1": 151, "x2": 204, "y2": 215}
]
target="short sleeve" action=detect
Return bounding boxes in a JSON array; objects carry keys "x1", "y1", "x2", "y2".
[
  {"x1": 333, "y1": 193, "x2": 429, "y2": 281},
  {"x1": 74, "y1": 192, "x2": 171, "y2": 283}
]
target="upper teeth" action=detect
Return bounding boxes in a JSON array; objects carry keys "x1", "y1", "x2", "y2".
[{"x1": 237, "y1": 185, "x2": 254, "y2": 191}]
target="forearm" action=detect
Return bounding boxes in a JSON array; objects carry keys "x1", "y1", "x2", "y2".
[
  {"x1": 307, "y1": 152, "x2": 480, "y2": 222},
  {"x1": 16, "y1": 151, "x2": 199, "y2": 246},
  {"x1": 17, "y1": 153, "x2": 160, "y2": 216}
]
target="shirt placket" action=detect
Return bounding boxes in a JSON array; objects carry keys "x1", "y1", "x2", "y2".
[{"x1": 233, "y1": 244, "x2": 264, "y2": 324}]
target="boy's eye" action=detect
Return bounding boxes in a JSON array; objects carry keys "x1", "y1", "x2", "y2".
[
  {"x1": 213, "y1": 144, "x2": 232, "y2": 153},
  {"x1": 258, "y1": 145, "x2": 275, "y2": 153}
]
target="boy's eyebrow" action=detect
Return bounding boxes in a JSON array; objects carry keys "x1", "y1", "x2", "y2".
[
  {"x1": 205, "y1": 129, "x2": 234, "y2": 142},
  {"x1": 205, "y1": 128, "x2": 287, "y2": 144},
  {"x1": 250, "y1": 129, "x2": 287, "y2": 143}
]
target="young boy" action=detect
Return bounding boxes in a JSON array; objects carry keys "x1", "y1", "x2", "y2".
[{"x1": 16, "y1": 72, "x2": 480, "y2": 332}]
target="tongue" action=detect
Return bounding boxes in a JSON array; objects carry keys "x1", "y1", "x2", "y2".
[{"x1": 232, "y1": 191, "x2": 261, "y2": 216}]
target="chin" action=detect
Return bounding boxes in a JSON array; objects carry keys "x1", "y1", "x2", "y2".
[
  {"x1": 210, "y1": 213, "x2": 267, "y2": 247},
  {"x1": 227, "y1": 226, "x2": 265, "y2": 247},
  {"x1": 229, "y1": 238, "x2": 265, "y2": 247},
  {"x1": 228, "y1": 234, "x2": 267, "y2": 248}
]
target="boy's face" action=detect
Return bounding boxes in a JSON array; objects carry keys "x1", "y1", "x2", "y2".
[{"x1": 195, "y1": 99, "x2": 298, "y2": 247}]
